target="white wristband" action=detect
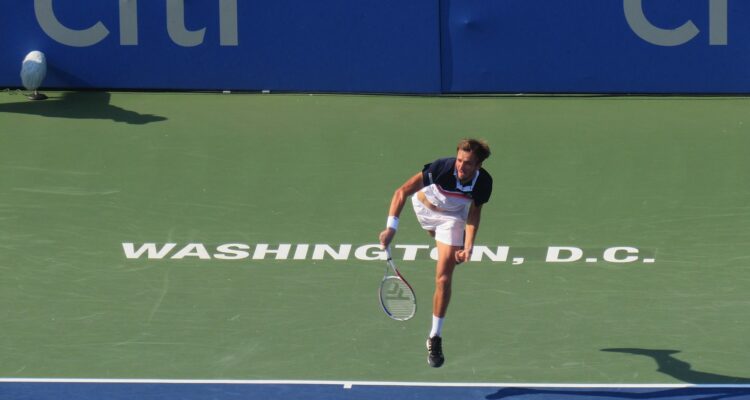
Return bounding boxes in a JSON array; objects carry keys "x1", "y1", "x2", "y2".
[{"x1": 386, "y1": 216, "x2": 399, "y2": 231}]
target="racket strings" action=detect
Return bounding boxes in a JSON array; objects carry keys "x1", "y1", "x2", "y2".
[{"x1": 380, "y1": 277, "x2": 416, "y2": 320}]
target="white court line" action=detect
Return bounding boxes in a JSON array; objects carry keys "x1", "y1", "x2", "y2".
[{"x1": 1, "y1": 378, "x2": 750, "y2": 389}]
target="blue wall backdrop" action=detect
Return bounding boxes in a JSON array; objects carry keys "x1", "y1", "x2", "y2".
[
  {"x1": 0, "y1": 0, "x2": 441, "y2": 93},
  {"x1": 1, "y1": 0, "x2": 749, "y2": 93},
  {"x1": 441, "y1": 0, "x2": 750, "y2": 93}
]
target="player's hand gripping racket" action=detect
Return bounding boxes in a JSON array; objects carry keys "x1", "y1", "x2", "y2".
[{"x1": 379, "y1": 246, "x2": 416, "y2": 321}]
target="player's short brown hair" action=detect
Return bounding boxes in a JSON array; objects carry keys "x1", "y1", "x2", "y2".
[{"x1": 457, "y1": 138, "x2": 491, "y2": 162}]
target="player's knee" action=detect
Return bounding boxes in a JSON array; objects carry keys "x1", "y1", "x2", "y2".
[{"x1": 435, "y1": 274, "x2": 452, "y2": 290}]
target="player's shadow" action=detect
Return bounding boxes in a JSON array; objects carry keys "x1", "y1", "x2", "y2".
[
  {"x1": 0, "y1": 91, "x2": 166, "y2": 124},
  {"x1": 601, "y1": 348, "x2": 750, "y2": 385},
  {"x1": 486, "y1": 387, "x2": 750, "y2": 399},
  {"x1": 485, "y1": 348, "x2": 750, "y2": 399}
]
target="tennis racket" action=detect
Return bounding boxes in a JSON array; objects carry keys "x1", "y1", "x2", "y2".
[{"x1": 379, "y1": 246, "x2": 417, "y2": 321}]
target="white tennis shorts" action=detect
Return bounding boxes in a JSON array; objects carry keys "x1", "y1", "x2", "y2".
[{"x1": 411, "y1": 194, "x2": 466, "y2": 246}]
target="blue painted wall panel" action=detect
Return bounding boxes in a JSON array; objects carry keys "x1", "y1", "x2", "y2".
[
  {"x1": 2, "y1": 0, "x2": 749, "y2": 93},
  {"x1": 0, "y1": 0, "x2": 441, "y2": 93},
  {"x1": 442, "y1": 0, "x2": 750, "y2": 93}
]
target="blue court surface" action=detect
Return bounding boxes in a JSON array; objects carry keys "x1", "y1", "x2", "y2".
[{"x1": 3, "y1": 380, "x2": 750, "y2": 400}]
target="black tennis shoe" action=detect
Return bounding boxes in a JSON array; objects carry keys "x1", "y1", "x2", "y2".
[{"x1": 426, "y1": 336, "x2": 445, "y2": 368}]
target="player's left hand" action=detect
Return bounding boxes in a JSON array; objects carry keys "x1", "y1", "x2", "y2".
[{"x1": 455, "y1": 248, "x2": 472, "y2": 264}]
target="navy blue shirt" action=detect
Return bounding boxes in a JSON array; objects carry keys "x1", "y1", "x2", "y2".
[{"x1": 421, "y1": 157, "x2": 493, "y2": 208}]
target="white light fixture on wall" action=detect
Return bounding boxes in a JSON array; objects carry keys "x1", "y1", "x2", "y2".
[{"x1": 20, "y1": 51, "x2": 48, "y2": 100}]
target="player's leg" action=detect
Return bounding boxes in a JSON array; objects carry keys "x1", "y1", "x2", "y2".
[
  {"x1": 411, "y1": 194, "x2": 458, "y2": 367},
  {"x1": 427, "y1": 238, "x2": 462, "y2": 368},
  {"x1": 430, "y1": 221, "x2": 465, "y2": 324},
  {"x1": 432, "y1": 240, "x2": 459, "y2": 319}
]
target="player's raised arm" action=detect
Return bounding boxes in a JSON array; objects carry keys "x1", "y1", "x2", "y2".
[{"x1": 379, "y1": 172, "x2": 424, "y2": 248}]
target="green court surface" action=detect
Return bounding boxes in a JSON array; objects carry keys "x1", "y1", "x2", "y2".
[{"x1": 1, "y1": 91, "x2": 749, "y2": 384}]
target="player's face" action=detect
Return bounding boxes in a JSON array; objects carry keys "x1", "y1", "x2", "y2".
[{"x1": 455, "y1": 150, "x2": 481, "y2": 183}]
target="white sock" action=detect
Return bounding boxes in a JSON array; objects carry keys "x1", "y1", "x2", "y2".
[{"x1": 429, "y1": 315, "x2": 444, "y2": 338}]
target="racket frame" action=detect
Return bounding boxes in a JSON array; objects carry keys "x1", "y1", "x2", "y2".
[{"x1": 379, "y1": 246, "x2": 417, "y2": 321}]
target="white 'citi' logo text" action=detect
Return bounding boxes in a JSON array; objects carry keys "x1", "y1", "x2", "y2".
[
  {"x1": 625, "y1": 0, "x2": 728, "y2": 46},
  {"x1": 34, "y1": 0, "x2": 238, "y2": 47},
  {"x1": 35, "y1": 0, "x2": 731, "y2": 49}
]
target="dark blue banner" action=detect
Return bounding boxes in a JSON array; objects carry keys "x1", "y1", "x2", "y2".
[
  {"x1": 1, "y1": 0, "x2": 749, "y2": 93},
  {"x1": 442, "y1": 0, "x2": 750, "y2": 93},
  {"x1": 0, "y1": 0, "x2": 441, "y2": 93}
]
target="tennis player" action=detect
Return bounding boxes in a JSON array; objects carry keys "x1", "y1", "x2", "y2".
[{"x1": 379, "y1": 138, "x2": 493, "y2": 368}]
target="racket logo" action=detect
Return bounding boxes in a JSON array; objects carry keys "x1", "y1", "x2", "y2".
[{"x1": 385, "y1": 282, "x2": 410, "y2": 301}]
